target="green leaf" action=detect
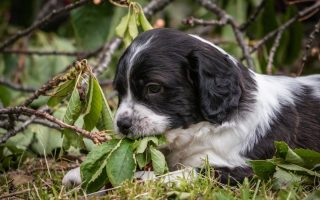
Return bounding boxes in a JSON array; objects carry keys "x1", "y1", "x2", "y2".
[
  {"x1": 275, "y1": 141, "x2": 289, "y2": 159},
  {"x1": 294, "y1": 148, "x2": 320, "y2": 169},
  {"x1": 47, "y1": 79, "x2": 76, "y2": 107},
  {"x1": 83, "y1": 76, "x2": 103, "y2": 131},
  {"x1": 71, "y1": 2, "x2": 115, "y2": 50},
  {"x1": 128, "y1": 12, "x2": 138, "y2": 39},
  {"x1": 249, "y1": 160, "x2": 276, "y2": 180},
  {"x1": 62, "y1": 74, "x2": 84, "y2": 149},
  {"x1": 136, "y1": 152, "x2": 149, "y2": 169},
  {"x1": 273, "y1": 167, "x2": 301, "y2": 190},
  {"x1": 150, "y1": 146, "x2": 167, "y2": 175},
  {"x1": 106, "y1": 139, "x2": 135, "y2": 186},
  {"x1": 277, "y1": 164, "x2": 320, "y2": 178},
  {"x1": 135, "y1": 136, "x2": 158, "y2": 154},
  {"x1": 304, "y1": 190, "x2": 320, "y2": 200},
  {"x1": 115, "y1": 11, "x2": 130, "y2": 38},
  {"x1": 97, "y1": 80, "x2": 114, "y2": 131},
  {"x1": 138, "y1": 10, "x2": 153, "y2": 31},
  {"x1": 123, "y1": 29, "x2": 133, "y2": 47},
  {"x1": 0, "y1": 85, "x2": 12, "y2": 107},
  {"x1": 81, "y1": 140, "x2": 119, "y2": 192}
]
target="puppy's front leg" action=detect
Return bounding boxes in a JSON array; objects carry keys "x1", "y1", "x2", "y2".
[{"x1": 62, "y1": 167, "x2": 82, "y2": 187}]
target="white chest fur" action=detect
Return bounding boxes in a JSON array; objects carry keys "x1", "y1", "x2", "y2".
[{"x1": 164, "y1": 122, "x2": 249, "y2": 169}]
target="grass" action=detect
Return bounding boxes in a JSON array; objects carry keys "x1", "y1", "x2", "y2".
[{"x1": 0, "y1": 157, "x2": 319, "y2": 199}]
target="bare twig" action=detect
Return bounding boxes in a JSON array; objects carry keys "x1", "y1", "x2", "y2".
[
  {"x1": 0, "y1": 107, "x2": 109, "y2": 144},
  {"x1": 143, "y1": 0, "x2": 175, "y2": 18},
  {"x1": 298, "y1": 18, "x2": 320, "y2": 75},
  {"x1": 196, "y1": 0, "x2": 255, "y2": 70},
  {"x1": 17, "y1": 116, "x2": 61, "y2": 130},
  {"x1": 239, "y1": 0, "x2": 266, "y2": 31},
  {"x1": 266, "y1": 28, "x2": 285, "y2": 74},
  {"x1": 0, "y1": 189, "x2": 32, "y2": 199},
  {"x1": 0, "y1": 0, "x2": 89, "y2": 51},
  {"x1": 248, "y1": 1, "x2": 320, "y2": 56},
  {"x1": 1, "y1": 49, "x2": 91, "y2": 57},
  {"x1": 93, "y1": 38, "x2": 122, "y2": 76},
  {"x1": 21, "y1": 76, "x2": 67, "y2": 107},
  {"x1": 183, "y1": 16, "x2": 228, "y2": 26},
  {"x1": 0, "y1": 115, "x2": 36, "y2": 144},
  {"x1": 36, "y1": 0, "x2": 59, "y2": 21},
  {"x1": 0, "y1": 79, "x2": 36, "y2": 93}
]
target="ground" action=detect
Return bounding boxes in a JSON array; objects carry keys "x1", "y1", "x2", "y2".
[{"x1": 0, "y1": 157, "x2": 319, "y2": 199}]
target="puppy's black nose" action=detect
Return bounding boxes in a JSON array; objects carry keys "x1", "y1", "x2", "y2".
[{"x1": 117, "y1": 117, "x2": 132, "y2": 135}]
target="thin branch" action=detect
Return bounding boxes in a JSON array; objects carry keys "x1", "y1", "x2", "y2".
[
  {"x1": 0, "y1": 115, "x2": 36, "y2": 144},
  {"x1": 0, "y1": 189, "x2": 32, "y2": 199},
  {"x1": 17, "y1": 116, "x2": 61, "y2": 130},
  {"x1": 248, "y1": 1, "x2": 320, "y2": 56},
  {"x1": 266, "y1": 29, "x2": 285, "y2": 75},
  {"x1": 182, "y1": 16, "x2": 228, "y2": 26},
  {"x1": 35, "y1": 0, "x2": 59, "y2": 21},
  {"x1": 1, "y1": 49, "x2": 91, "y2": 57},
  {"x1": 93, "y1": 38, "x2": 122, "y2": 76},
  {"x1": 197, "y1": 0, "x2": 255, "y2": 70},
  {"x1": 0, "y1": 0, "x2": 89, "y2": 51},
  {"x1": 298, "y1": 18, "x2": 320, "y2": 75},
  {"x1": 20, "y1": 76, "x2": 67, "y2": 107},
  {"x1": 239, "y1": 0, "x2": 266, "y2": 31},
  {"x1": 143, "y1": 0, "x2": 176, "y2": 18},
  {"x1": 0, "y1": 79, "x2": 36, "y2": 93},
  {"x1": 0, "y1": 107, "x2": 109, "y2": 144}
]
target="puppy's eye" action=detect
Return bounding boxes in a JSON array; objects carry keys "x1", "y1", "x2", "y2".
[{"x1": 146, "y1": 83, "x2": 162, "y2": 94}]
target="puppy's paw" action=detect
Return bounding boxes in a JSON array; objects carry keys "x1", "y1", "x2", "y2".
[{"x1": 62, "y1": 167, "x2": 82, "y2": 187}]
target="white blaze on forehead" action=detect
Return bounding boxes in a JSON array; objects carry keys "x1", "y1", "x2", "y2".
[
  {"x1": 126, "y1": 37, "x2": 153, "y2": 100},
  {"x1": 114, "y1": 36, "x2": 169, "y2": 136},
  {"x1": 189, "y1": 34, "x2": 238, "y2": 65}
]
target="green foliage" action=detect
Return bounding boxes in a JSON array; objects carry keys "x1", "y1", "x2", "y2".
[
  {"x1": 249, "y1": 141, "x2": 320, "y2": 189},
  {"x1": 83, "y1": 76, "x2": 103, "y2": 131},
  {"x1": 80, "y1": 135, "x2": 168, "y2": 191},
  {"x1": 115, "y1": 2, "x2": 153, "y2": 46},
  {"x1": 71, "y1": 1, "x2": 115, "y2": 50}
]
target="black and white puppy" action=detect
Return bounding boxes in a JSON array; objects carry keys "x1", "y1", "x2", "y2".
[{"x1": 63, "y1": 28, "x2": 320, "y2": 186}]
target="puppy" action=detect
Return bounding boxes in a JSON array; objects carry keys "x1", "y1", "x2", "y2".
[{"x1": 63, "y1": 28, "x2": 320, "y2": 186}]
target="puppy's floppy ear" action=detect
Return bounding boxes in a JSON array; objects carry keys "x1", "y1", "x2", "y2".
[{"x1": 188, "y1": 49, "x2": 242, "y2": 124}]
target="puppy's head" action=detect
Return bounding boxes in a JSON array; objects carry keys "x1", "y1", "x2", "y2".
[{"x1": 113, "y1": 28, "x2": 248, "y2": 137}]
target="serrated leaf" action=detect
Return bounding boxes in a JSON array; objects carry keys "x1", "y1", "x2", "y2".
[
  {"x1": 248, "y1": 160, "x2": 276, "y2": 180},
  {"x1": 275, "y1": 141, "x2": 304, "y2": 165},
  {"x1": 97, "y1": 80, "x2": 114, "y2": 131},
  {"x1": 150, "y1": 146, "x2": 167, "y2": 175},
  {"x1": 47, "y1": 79, "x2": 75, "y2": 107},
  {"x1": 128, "y1": 12, "x2": 138, "y2": 39},
  {"x1": 137, "y1": 4, "x2": 153, "y2": 31},
  {"x1": 106, "y1": 139, "x2": 135, "y2": 186},
  {"x1": 83, "y1": 76, "x2": 103, "y2": 131},
  {"x1": 115, "y1": 11, "x2": 130, "y2": 38},
  {"x1": 135, "y1": 136, "x2": 158, "y2": 154},
  {"x1": 81, "y1": 140, "x2": 119, "y2": 192},
  {"x1": 277, "y1": 164, "x2": 320, "y2": 178},
  {"x1": 62, "y1": 74, "x2": 84, "y2": 149},
  {"x1": 294, "y1": 148, "x2": 320, "y2": 169}
]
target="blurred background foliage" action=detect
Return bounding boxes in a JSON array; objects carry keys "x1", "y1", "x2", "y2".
[{"x1": 0, "y1": 0, "x2": 319, "y2": 171}]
